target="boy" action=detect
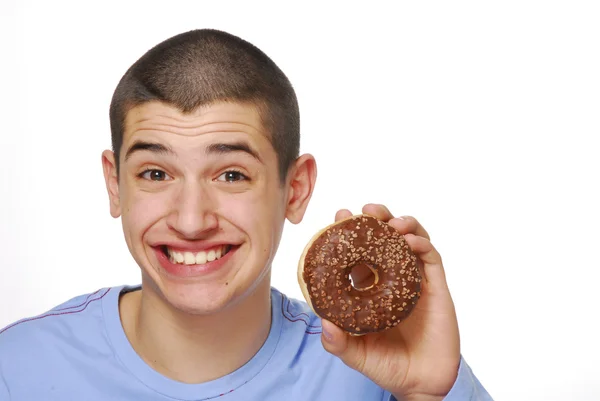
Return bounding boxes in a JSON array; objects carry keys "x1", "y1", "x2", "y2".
[{"x1": 0, "y1": 29, "x2": 492, "y2": 400}]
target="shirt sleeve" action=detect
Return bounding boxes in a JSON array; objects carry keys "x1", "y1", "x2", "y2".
[{"x1": 384, "y1": 356, "x2": 494, "y2": 401}]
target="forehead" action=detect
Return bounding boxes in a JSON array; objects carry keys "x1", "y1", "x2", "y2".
[{"x1": 123, "y1": 101, "x2": 270, "y2": 144}]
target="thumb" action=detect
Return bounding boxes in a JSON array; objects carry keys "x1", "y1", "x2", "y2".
[{"x1": 320, "y1": 319, "x2": 366, "y2": 372}]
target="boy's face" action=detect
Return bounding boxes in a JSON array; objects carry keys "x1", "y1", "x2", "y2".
[{"x1": 102, "y1": 101, "x2": 313, "y2": 314}]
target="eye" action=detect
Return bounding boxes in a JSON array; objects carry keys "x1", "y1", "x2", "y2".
[
  {"x1": 140, "y1": 169, "x2": 172, "y2": 181},
  {"x1": 217, "y1": 170, "x2": 248, "y2": 183}
]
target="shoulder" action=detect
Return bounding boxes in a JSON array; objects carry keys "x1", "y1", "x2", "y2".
[
  {"x1": 0, "y1": 287, "x2": 116, "y2": 356},
  {"x1": 0, "y1": 286, "x2": 134, "y2": 397}
]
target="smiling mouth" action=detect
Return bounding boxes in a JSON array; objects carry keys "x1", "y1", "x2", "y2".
[{"x1": 160, "y1": 245, "x2": 233, "y2": 265}]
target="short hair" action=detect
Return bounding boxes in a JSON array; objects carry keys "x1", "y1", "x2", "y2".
[{"x1": 109, "y1": 29, "x2": 300, "y2": 182}]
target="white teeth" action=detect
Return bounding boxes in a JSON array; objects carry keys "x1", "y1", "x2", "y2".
[
  {"x1": 168, "y1": 245, "x2": 230, "y2": 265},
  {"x1": 184, "y1": 252, "x2": 196, "y2": 265},
  {"x1": 196, "y1": 251, "x2": 207, "y2": 265}
]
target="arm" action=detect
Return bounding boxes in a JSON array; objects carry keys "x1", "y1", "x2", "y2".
[
  {"x1": 385, "y1": 356, "x2": 493, "y2": 401},
  {"x1": 321, "y1": 204, "x2": 492, "y2": 401}
]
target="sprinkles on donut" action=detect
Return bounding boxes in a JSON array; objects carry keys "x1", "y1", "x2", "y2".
[{"x1": 298, "y1": 215, "x2": 422, "y2": 335}]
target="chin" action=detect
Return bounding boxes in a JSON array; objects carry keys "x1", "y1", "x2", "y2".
[{"x1": 148, "y1": 272, "x2": 238, "y2": 313}]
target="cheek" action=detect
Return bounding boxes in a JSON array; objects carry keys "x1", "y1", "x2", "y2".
[
  {"x1": 218, "y1": 192, "x2": 266, "y2": 231},
  {"x1": 121, "y1": 186, "x2": 173, "y2": 234},
  {"x1": 217, "y1": 187, "x2": 285, "y2": 249}
]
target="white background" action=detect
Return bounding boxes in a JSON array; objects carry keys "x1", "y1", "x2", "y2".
[{"x1": 1, "y1": 1, "x2": 599, "y2": 400}]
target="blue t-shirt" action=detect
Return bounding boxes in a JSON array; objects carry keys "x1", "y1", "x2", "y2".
[{"x1": 0, "y1": 286, "x2": 492, "y2": 400}]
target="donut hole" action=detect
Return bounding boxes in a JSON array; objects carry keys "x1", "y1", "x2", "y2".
[{"x1": 349, "y1": 263, "x2": 379, "y2": 291}]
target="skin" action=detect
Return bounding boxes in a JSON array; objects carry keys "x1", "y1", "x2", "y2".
[
  {"x1": 322, "y1": 205, "x2": 461, "y2": 401},
  {"x1": 102, "y1": 101, "x2": 317, "y2": 382},
  {"x1": 102, "y1": 100, "x2": 460, "y2": 398}
]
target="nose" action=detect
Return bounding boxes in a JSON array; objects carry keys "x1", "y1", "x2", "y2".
[{"x1": 167, "y1": 182, "x2": 219, "y2": 239}]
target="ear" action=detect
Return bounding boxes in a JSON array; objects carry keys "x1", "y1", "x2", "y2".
[
  {"x1": 285, "y1": 154, "x2": 317, "y2": 224},
  {"x1": 102, "y1": 149, "x2": 122, "y2": 218}
]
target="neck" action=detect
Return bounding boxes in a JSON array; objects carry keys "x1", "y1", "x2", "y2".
[{"x1": 119, "y1": 278, "x2": 272, "y2": 384}]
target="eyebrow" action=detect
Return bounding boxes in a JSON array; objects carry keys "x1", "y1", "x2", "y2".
[
  {"x1": 124, "y1": 141, "x2": 174, "y2": 161},
  {"x1": 205, "y1": 141, "x2": 262, "y2": 162},
  {"x1": 123, "y1": 140, "x2": 262, "y2": 163}
]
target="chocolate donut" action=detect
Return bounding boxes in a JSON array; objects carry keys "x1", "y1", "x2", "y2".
[{"x1": 297, "y1": 215, "x2": 421, "y2": 334}]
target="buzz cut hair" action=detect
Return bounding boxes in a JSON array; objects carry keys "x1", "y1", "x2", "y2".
[{"x1": 109, "y1": 29, "x2": 300, "y2": 182}]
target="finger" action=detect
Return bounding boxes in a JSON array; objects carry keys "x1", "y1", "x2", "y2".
[
  {"x1": 320, "y1": 319, "x2": 367, "y2": 372},
  {"x1": 335, "y1": 209, "x2": 353, "y2": 222},
  {"x1": 404, "y1": 233, "x2": 448, "y2": 292},
  {"x1": 361, "y1": 204, "x2": 394, "y2": 222},
  {"x1": 387, "y1": 216, "x2": 431, "y2": 240}
]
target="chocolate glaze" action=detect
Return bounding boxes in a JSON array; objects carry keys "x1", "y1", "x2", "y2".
[{"x1": 302, "y1": 215, "x2": 421, "y2": 334}]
